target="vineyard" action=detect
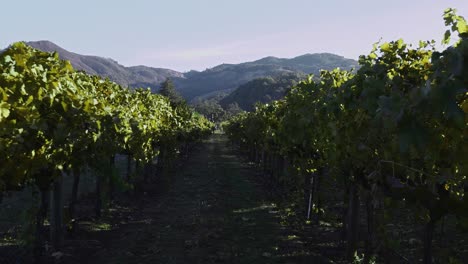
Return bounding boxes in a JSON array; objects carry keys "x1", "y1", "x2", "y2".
[
  {"x1": 1, "y1": 7, "x2": 468, "y2": 264},
  {"x1": 224, "y1": 9, "x2": 467, "y2": 264},
  {"x1": 0, "y1": 42, "x2": 213, "y2": 263}
]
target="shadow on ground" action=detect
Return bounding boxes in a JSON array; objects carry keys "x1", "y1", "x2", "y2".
[{"x1": 57, "y1": 134, "x2": 332, "y2": 263}]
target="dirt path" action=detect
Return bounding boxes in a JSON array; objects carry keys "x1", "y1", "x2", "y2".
[{"x1": 64, "y1": 135, "x2": 330, "y2": 263}]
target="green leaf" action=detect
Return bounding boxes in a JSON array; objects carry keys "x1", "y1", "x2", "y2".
[
  {"x1": 456, "y1": 18, "x2": 468, "y2": 34},
  {"x1": 381, "y1": 42, "x2": 391, "y2": 52},
  {"x1": 61, "y1": 101, "x2": 68, "y2": 112},
  {"x1": 37, "y1": 87, "x2": 44, "y2": 100},
  {"x1": 9, "y1": 66, "x2": 18, "y2": 77},
  {"x1": 442, "y1": 30, "x2": 451, "y2": 45},
  {"x1": 396, "y1": 39, "x2": 404, "y2": 49},
  {"x1": 4, "y1": 55, "x2": 12, "y2": 63},
  {"x1": 25, "y1": 95, "x2": 34, "y2": 105},
  {"x1": 19, "y1": 85, "x2": 27, "y2": 95},
  {"x1": 83, "y1": 100, "x2": 91, "y2": 113},
  {"x1": 419, "y1": 40, "x2": 428, "y2": 48},
  {"x1": 0, "y1": 102, "x2": 10, "y2": 118}
]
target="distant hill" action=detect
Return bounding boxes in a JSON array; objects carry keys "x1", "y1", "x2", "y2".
[
  {"x1": 174, "y1": 53, "x2": 358, "y2": 101},
  {"x1": 25, "y1": 41, "x2": 183, "y2": 92},
  {"x1": 3, "y1": 41, "x2": 358, "y2": 100},
  {"x1": 220, "y1": 72, "x2": 305, "y2": 111},
  {"x1": 252, "y1": 53, "x2": 358, "y2": 73},
  {"x1": 174, "y1": 64, "x2": 298, "y2": 101}
]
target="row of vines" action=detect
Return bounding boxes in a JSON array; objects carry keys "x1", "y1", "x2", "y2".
[
  {"x1": 0, "y1": 42, "x2": 213, "y2": 262},
  {"x1": 224, "y1": 9, "x2": 467, "y2": 264}
]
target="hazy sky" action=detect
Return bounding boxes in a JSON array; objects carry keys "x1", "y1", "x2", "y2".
[{"x1": 3, "y1": 0, "x2": 468, "y2": 72}]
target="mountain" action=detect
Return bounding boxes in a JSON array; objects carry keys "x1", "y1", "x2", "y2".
[
  {"x1": 220, "y1": 72, "x2": 305, "y2": 111},
  {"x1": 174, "y1": 53, "x2": 358, "y2": 101},
  {"x1": 252, "y1": 53, "x2": 358, "y2": 73},
  {"x1": 25, "y1": 41, "x2": 183, "y2": 92},
  {"x1": 4, "y1": 41, "x2": 358, "y2": 101}
]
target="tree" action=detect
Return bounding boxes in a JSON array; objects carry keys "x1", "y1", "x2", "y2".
[
  {"x1": 224, "y1": 102, "x2": 243, "y2": 119},
  {"x1": 159, "y1": 78, "x2": 185, "y2": 106}
]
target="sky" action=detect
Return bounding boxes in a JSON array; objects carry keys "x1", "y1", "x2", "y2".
[{"x1": 2, "y1": 0, "x2": 468, "y2": 72}]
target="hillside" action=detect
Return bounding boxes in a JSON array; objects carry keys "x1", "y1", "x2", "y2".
[
  {"x1": 25, "y1": 41, "x2": 183, "y2": 92},
  {"x1": 174, "y1": 53, "x2": 358, "y2": 100},
  {"x1": 220, "y1": 72, "x2": 305, "y2": 111},
  {"x1": 173, "y1": 64, "x2": 298, "y2": 100}
]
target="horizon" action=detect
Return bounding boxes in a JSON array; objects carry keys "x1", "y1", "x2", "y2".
[
  {"x1": 17, "y1": 40, "x2": 356, "y2": 73},
  {"x1": 3, "y1": 0, "x2": 468, "y2": 71}
]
